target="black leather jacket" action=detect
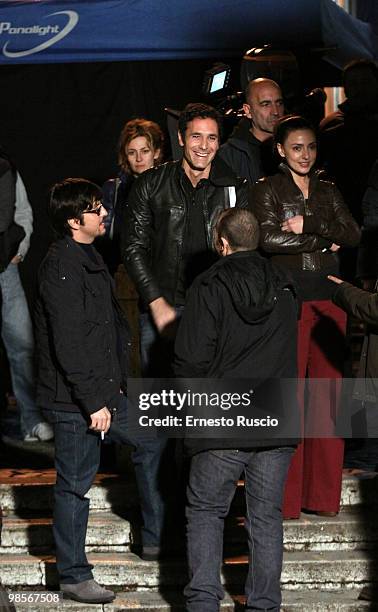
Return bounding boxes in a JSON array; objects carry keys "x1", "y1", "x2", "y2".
[
  {"x1": 122, "y1": 157, "x2": 249, "y2": 305},
  {"x1": 250, "y1": 164, "x2": 361, "y2": 271}
]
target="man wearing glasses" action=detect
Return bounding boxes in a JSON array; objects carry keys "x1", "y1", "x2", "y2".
[{"x1": 34, "y1": 178, "x2": 131, "y2": 604}]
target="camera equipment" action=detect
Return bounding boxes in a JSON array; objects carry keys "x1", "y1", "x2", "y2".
[{"x1": 202, "y1": 63, "x2": 231, "y2": 97}]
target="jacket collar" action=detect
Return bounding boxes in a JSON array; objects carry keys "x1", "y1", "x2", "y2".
[
  {"x1": 278, "y1": 161, "x2": 323, "y2": 192},
  {"x1": 229, "y1": 117, "x2": 260, "y2": 145},
  {"x1": 177, "y1": 154, "x2": 241, "y2": 188},
  {"x1": 53, "y1": 236, "x2": 107, "y2": 272}
]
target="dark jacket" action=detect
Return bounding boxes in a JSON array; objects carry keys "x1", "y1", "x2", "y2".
[
  {"x1": 250, "y1": 163, "x2": 361, "y2": 272},
  {"x1": 122, "y1": 156, "x2": 249, "y2": 306},
  {"x1": 356, "y1": 159, "x2": 378, "y2": 279},
  {"x1": 0, "y1": 157, "x2": 15, "y2": 233},
  {"x1": 333, "y1": 281, "x2": 378, "y2": 403},
  {"x1": 174, "y1": 250, "x2": 298, "y2": 455},
  {"x1": 218, "y1": 117, "x2": 277, "y2": 185},
  {"x1": 319, "y1": 99, "x2": 378, "y2": 225},
  {"x1": 97, "y1": 171, "x2": 135, "y2": 275},
  {"x1": 0, "y1": 157, "x2": 18, "y2": 271},
  {"x1": 35, "y1": 237, "x2": 131, "y2": 416}
]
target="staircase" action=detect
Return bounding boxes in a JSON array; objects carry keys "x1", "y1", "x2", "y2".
[{"x1": 1, "y1": 462, "x2": 378, "y2": 610}]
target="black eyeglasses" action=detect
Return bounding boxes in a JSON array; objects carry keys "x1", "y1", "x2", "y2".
[{"x1": 83, "y1": 203, "x2": 103, "y2": 216}]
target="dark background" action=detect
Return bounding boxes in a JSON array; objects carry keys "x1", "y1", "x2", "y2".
[{"x1": 0, "y1": 0, "x2": 376, "y2": 301}]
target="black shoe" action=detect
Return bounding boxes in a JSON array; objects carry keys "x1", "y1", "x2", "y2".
[{"x1": 61, "y1": 579, "x2": 115, "y2": 603}]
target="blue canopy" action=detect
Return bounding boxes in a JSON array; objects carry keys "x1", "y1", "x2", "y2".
[{"x1": 0, "y1": 0, "x2": 376, "y2": 66}]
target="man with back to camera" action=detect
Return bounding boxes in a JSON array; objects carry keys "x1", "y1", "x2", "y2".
[
  {"x1": 219, "y1": 77, "x2": 284, "y2": 184},
  {"x1": 174, "y1": 207, "x2": 298, "y2": 612},
  {"x1": 34, "y1": 178, "x2": 133, "y2": 604},
  {"x1": 122, "y1": 102, "x2": 249, "y2": 559}
]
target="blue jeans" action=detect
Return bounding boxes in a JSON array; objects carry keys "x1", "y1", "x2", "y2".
[
  {"x1": 43, "y1": 397, "x2": 134, "y2": 583},
  {"x1": 137, "y1": 309, "x2": 183, "y2": 549},
  {"x1": 185, "y1": 447, "x2": 294, "y2": 612},
  {"x1": 43, "y1": 409, "x2": 101, "y2": 584},
  {"x1": 0, "y1": 263, "x2": 44, "y2": 435}
]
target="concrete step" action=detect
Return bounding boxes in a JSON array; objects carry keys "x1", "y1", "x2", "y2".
[
  {"x1": 1, "y1": 550, "x2": 378, "y2": 590},
  {"x1": 1, "y1": 470, "x2": 377, "y2": 513},
  {"x1": 0, "y1": 588, "x2": 373, "y2": 611},
  {"x1": 0, "y1": 589, "x2": 234, "y2": 611},
  {"x1": 3, "y1": 508, "x2": 377, "y2": 556},
  {"x1": 225, "y1": 510, "x2": 378, "y2": 553},
  {"x1": 0, "y1": 512, "x2": 133, "y2": 554},
  {"x1": 0, "y1": 470, "x2": 137, "y2": 512},
  {"x1": 281, "y1": 589, "x2": 372, "y2": 610},
  {"x1": 225, "y1": 550, "x2": 378, "y2": 591}
]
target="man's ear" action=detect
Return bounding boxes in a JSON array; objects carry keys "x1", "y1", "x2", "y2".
[
  {"x1": 218, "y1": 236, "x2": 232, "y2": 257},
  {"x1": 177, "y1": 131, "x2": 184, "y2": 147},
  {"x1": 67, "y1": 217, "x2": 80, "y2": 232},
  {"x1": 243, "y1": 103, "x2": 252, "y2": 120}
]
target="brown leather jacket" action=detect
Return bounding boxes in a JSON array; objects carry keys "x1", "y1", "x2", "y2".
[{"x1": 250, "y1": 164, "x2": 361, "y2": 271}]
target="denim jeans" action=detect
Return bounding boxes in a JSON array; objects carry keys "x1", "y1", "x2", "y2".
[
  {"x1": 137, "y1": 309, "x2": 183, "y2": 549},
  {"x1": 43, "y1": 409, "x2": 101, "y2": 584},
  {"x1": 0, "y1": 263, "x2": 44, "y2": 435},
  {"x1": 185, "y1": 446, "x2": 294, "y2": 612},
  {"x1": 43, "y1": 397, "x2": 134, "y2": 583}
]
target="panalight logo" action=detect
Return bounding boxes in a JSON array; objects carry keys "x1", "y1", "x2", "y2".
[{"x1": 1, "y1": 11, "x2": 79, "y2": 58}]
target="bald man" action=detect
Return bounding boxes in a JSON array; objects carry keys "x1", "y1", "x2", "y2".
[{"x1": 219, "y1": 78, "x2": 284, "y2": 184}]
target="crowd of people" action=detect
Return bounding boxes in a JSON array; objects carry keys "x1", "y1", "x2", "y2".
[{"x1": 1, "y1": 58, "x2": 378, "y2": 610}]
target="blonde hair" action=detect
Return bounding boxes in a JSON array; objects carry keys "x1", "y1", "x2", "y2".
[{"x1": 118, "y1": 118, "x2": 164, "y2": 173}]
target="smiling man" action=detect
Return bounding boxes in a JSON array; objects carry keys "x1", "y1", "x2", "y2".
[{"x1": 122, "y1": 103, "x2": 249, "y2": 559}]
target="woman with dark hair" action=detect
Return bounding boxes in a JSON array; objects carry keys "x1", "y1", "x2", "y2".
[
  {"x1": 100, "y1": 118, "x2": 164, "y2": 274},
  {"x1": 250, "y1": 115, "x2": 361, "y2": 519}
]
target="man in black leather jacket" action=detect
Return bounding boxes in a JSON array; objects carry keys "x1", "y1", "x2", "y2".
[{"x1": 122, "y1": 103, "x2": 249, "y2": 558}]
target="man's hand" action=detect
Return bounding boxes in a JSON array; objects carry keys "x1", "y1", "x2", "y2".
[
  {"x1": 89, "y1": 407, "x2": 112, "y2": 433},
  {"x1": 281, "y1": 215, "x2": 304, "y2": 234},
  {"x1": 329, "y1": 243, "x2": 340, "y2": 252},
  {"x1": 149, "y1": 297, "x2": 177, "y2": 337},
  {"x1": 10, "y1": 255, "x2": 22, "y2": 264},
  {"x1": 327, "y1": 275, "x2": 344, "y2": 285}
]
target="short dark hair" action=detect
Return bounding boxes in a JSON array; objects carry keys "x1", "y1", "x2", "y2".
[
  {"x1": 214, "y1": 208, "x2": 259, "y2": 252},
  {"x1": 118, "y1": 118, "x2": 164, "y2": 172},
  {"x1": 48, "y1": 178, "x2": 102, "y2": 238},
  {"x1": 178, "y1": 102, "x2": 223, "y2": 141},
  {"x1": 274, "y1": 114, "x2": 316, "y2": 147}
]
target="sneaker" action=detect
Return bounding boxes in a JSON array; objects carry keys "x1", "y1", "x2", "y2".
[
  {"x1": 24, "y1": 422, "x2": 54, "y2": 442},
  {"x1": 61, "y1": 579, "x2": 115, "y2": 604}
]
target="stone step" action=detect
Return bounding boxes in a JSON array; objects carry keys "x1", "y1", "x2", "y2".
[
  {"x1": 226, "y1": 550, "x2": 378, "y2": 591},
  {"x1": 0, "y1": 470, "x2": 137, "y2": 512},
  {"x1": 0, "y1": 588, "x2": 373, "y2": 611},
  {"x1": 0, "y1": 512, "x2": 133, "y2": 554},
  {"x1": 3, "y1": 509, "x2": 376, "y2": 556},
  {"x1": 0, "y1": 550, "x2": 377, "y2": 590},
  {"x1": 0, "y1": 589, "x2": 234, "y2": 611},
  {"x1": 281, "y1": 589, "x2": 371, "y2": 610},
  {"x1": 226, "y1": 510, "x2": 378, "y2": 553},
  {"x1": 233, "y1": 474, "x2": 378, "y2": 510},
  {"x1": 1, "y1": 471, "x2": 377, "y2": 514}
]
